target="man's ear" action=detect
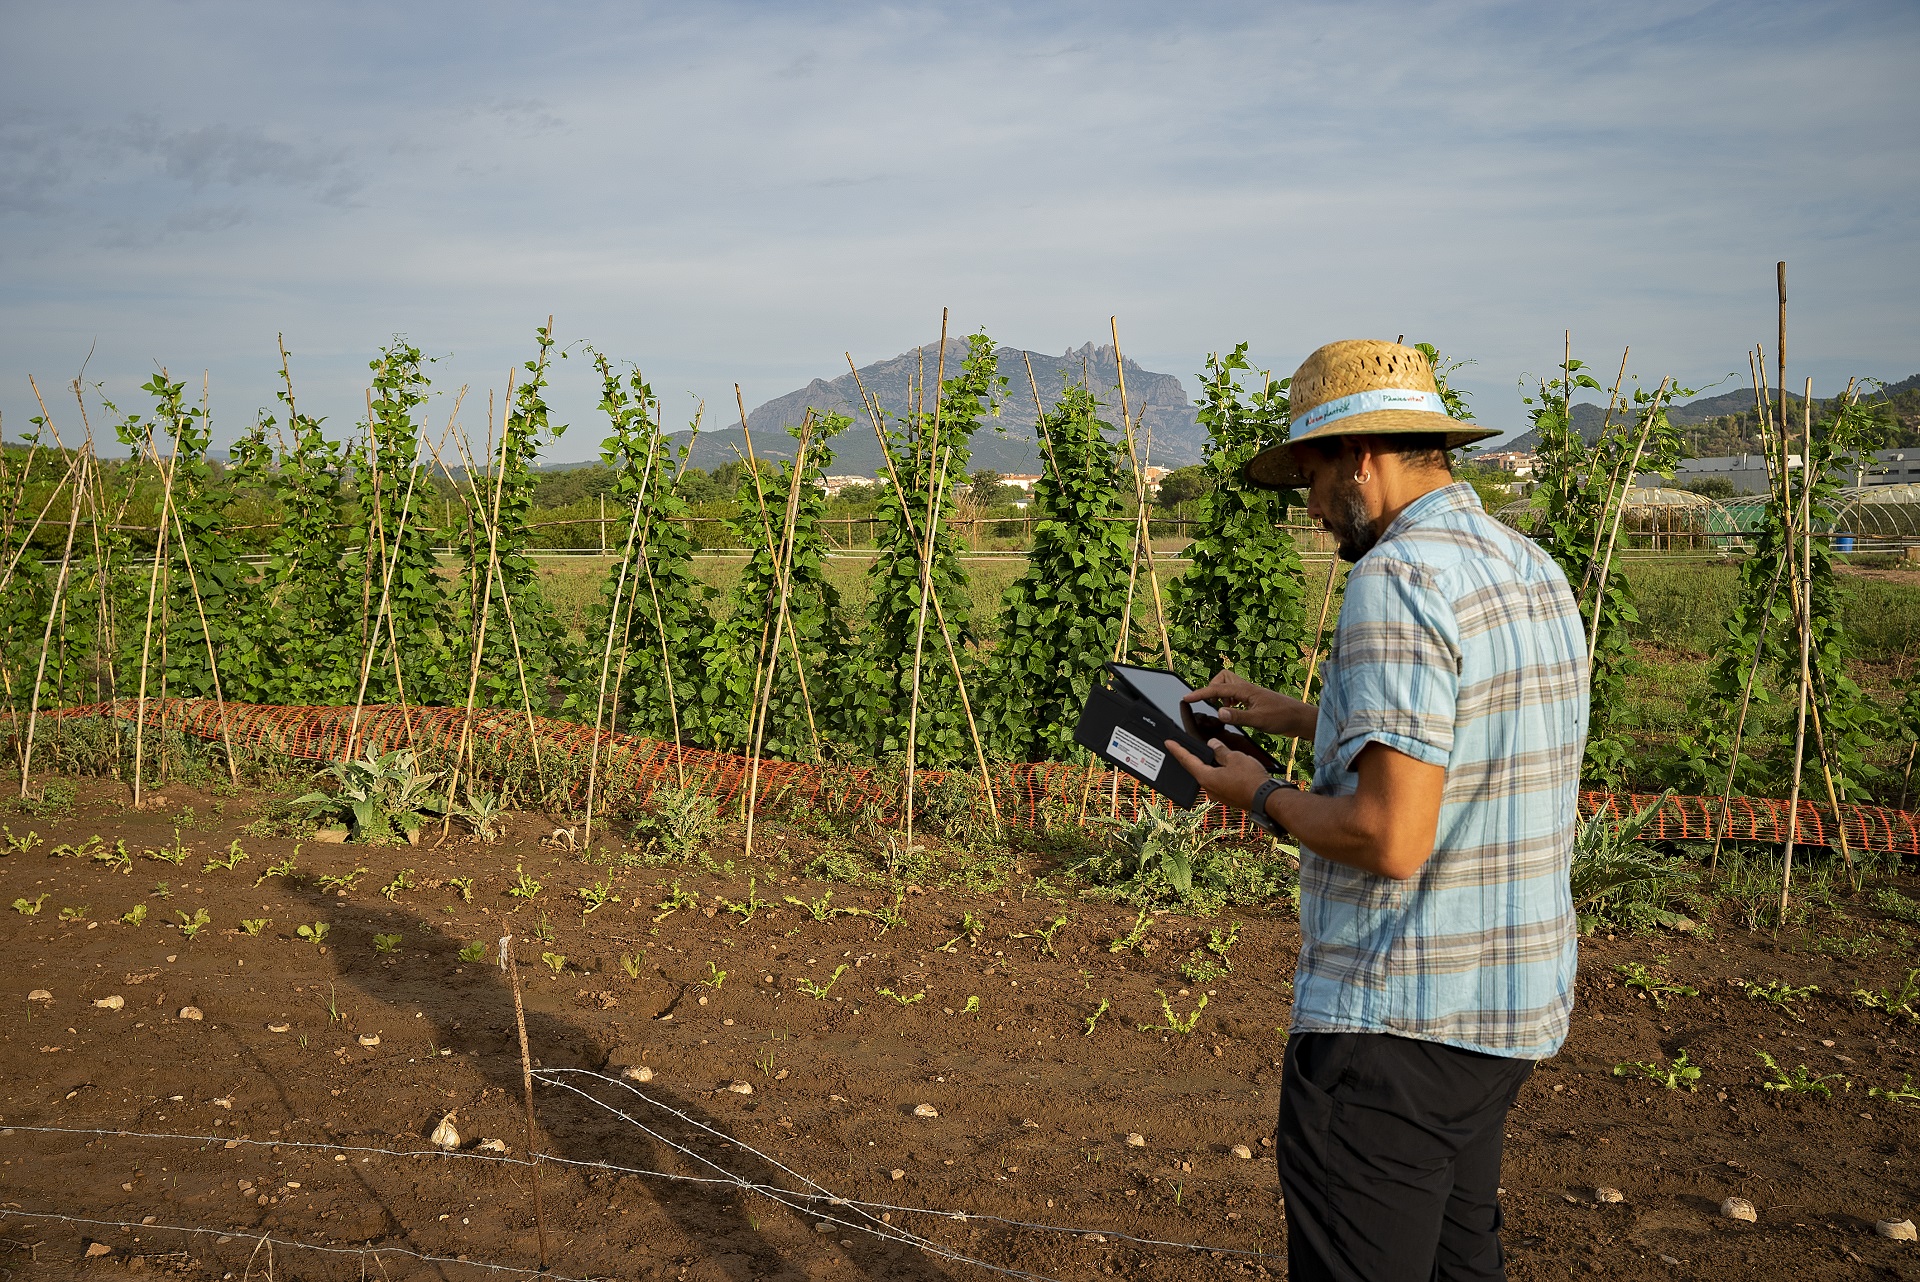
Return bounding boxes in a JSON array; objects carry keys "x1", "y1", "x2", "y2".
[{"x1": 1348, "y1": 436, "x2": 1379, "y2": 482}]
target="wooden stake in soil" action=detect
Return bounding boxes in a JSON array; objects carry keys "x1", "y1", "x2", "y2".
[
  {"x1": 1284, "y1": 556, "x2": 1343, "y2": 781},
  {"x1": 444, "y1": 373, "x2": 514, "y2": 822},
  {"x1": 902, "y1": 309, "x2": 951, "y2": 849},
  {"x1": 1780, "y1": 377, "x2": 1815, "y2": 920},
  {"x1": 130, "y1": 420, "x2": 184, "y2": 810},
  {"x1": 582, "y1": 457, "x2": 659, "y2": 850},
  {"x1": 1110, "y1": 318, "x2": 1177, "y2": 670},
  {"x1": 1584, "y1": 377, "x2": 1671, "y2": 660},
  {"x1": 19, "y1": 435, "x2": 88, "y2": 795},
  {"x1": 500, "y1": 936, "x2": 551, "y2": 1272},
  {"x1": 744, "y1": 414, "x2": 815, "y2": 858}
]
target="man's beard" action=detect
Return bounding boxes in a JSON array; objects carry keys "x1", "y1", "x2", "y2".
[{"x1": 1324, "y1": 475, "x2": 1379, "y2": 562}]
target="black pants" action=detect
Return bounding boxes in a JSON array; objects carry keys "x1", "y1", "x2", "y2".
[{"x1": 1277, "y1": 1032, "x2": 1534, "y2": 1282}]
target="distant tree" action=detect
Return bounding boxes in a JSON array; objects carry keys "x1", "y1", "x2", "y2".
[
  {"x1": 1153, "y1": 464, "x2": 1211, "y2": 508},
  {"x1": 1679, "y1": 475, "x2": 1737, "y2": 500},
  {"x1": 967, "y1": 468, "x2": 1014, "y2": 508}
]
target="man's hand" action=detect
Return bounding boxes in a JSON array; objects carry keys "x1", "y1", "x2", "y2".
[
  {"x1": 1164, "y1": 736, "x2": 1273, "y2": 815},
  {"x1": 1185, "y1": 670, "x2": 1317, "y2": 741}
]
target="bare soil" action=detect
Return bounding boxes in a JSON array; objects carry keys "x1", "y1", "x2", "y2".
[{"x1": 2, "y1": 780, "x2": 1918, "y2": 1280}]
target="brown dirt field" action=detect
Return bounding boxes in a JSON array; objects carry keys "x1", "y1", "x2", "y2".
[{"x1": 2, "y1": 779, "x2": 1918, "y2": 1281}]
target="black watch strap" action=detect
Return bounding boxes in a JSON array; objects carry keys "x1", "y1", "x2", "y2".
[{"x1": 1248, "y1": 777, "x2": 1286, "y2": 834}]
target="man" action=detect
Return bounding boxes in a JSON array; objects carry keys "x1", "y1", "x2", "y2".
[{"x1": 1163, "y1": 339, "x2": 1588, "y2": 1282}]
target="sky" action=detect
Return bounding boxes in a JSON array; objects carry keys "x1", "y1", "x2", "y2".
[{"x1": 3, "y1": 0, "x2": 1916, "y2": 462}]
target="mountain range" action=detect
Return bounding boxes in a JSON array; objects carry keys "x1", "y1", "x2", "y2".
[{"x1": 668, "y1": 340, "x2": 1208, "y2": 476}]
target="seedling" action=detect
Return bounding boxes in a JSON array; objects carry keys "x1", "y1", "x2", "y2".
[
  {"x1": 796, "y1": 965, "x2": 847, "y2": 1000},
  {"x1": 240, "y1": 918, "x2": 269, "y2": 937},
  {"x1": 716, "y1": 877, "x2": 767, "y2": 923},
  {"x1": 50, "y1": 835, "x2": 103, "y2": 860},
  {"x1": 619, "y1": 952, "x2": 644, "y2": 979},
  {"x1": 255, "y1": 853, "x2": 299, "y2": 887},
  {"x1": 296, "y1": 922, "x2": 330, "y2": 947},
  {"x1": 1757, "y1": 1051, "x2": 1846, "y2": 1098},
  {"x1": 1082, "y1": 997, "x2": 1111, "y2": 1036},
  {"x1": 540, "y1": 952, "x2": 567, "y2": 974},
  {"x1": 1853, "y1": 969, "x2": 1920, "y2": 1024},
  {"x1": 446, "y1": 876, "x2": 475, "y2": 903},
  {"x1": 1614, "y1": 962, "x2": 1697, "y2": 1010},
  {"x1": 577, "y1": 878, "x2": 619, "y2": 916},
  {"x1": 457, "y1": 941, "x2": 488, "y2": 963},
  {"x1": 1736, "y1": 978, "x2": 1819, "y2": 1022},
  {"x1": 147, "y1": 831, "x2": 189, "y2": 866},
  {"x1": 530, "y1": 911, "x2": 555, "y2": 943},
  {"x1": 1868, "y1": 1074, "x2": 1920, "y2": 1107},
  {"x1": 506, "y1": 865, "x2": 544, "y2": 900},
  {"x1": 314, "y1": 866, "x2": 369, "y2": 894},
  {"x1": 120, "y1": 903, "x2": 148, "y2": 926},
  {"x1": 960, "y1": 995, "x2": 981, "y2": 1018},
  {"x1": 203, "y1": 840, "x2": 248, "y2": 873},
  {"x1": 870, "y1": 893, "x2": 908, "y2": 934},
  {"x1": 326, "y1": 984, "x2": 342, "y2": 1021},
  {"x1": 1613, "y1": 1049, "x2": 1701, "y2": 1091},
  {"x1": 754, "y1": 1048, "x2": 777, "y2": 1076},
  {"x1": 877, "y1": 987, "x2": 925, "y2": 1005},
  {"x1": 1140, "y1": 990, "x2": 1208, "y2": 1036},
  {"x1": 373, "y1": 932, "x2": 403, "y2": 955},
  {"x1": 12, "y1": 894, "x2": 47, "y2": 915},
  {"x1": 175, "y1": 908, "x2": 211, "y2": 940},
  {"x1": 784, "y1": 891, "x2": 841, "y2": 922},
  {"x1": 58, "y1": 904, "x2": 89, "y2": 923},
  {"x1": 380, "y1": 868, "x2": 415, "y2": 902},
  {"x1": 1108, "y1": 907, "x2": 1153, "y2": 955},
  {"x1": 939, "y1": 912, "x2": 987, "y2": 953},
  {"x1": 1033, "y1": 914, "x2": 1070, "y2": 958},
  {"x1": 653, "y1": 881, "x2": 699, "y2": 922},
  {"x1": 703, "y1": 961, "x2": 728, "y2": 990},
  {"x1": 150, "y1": 881, "x2": 172, "y2": 899},
  {"x1": 3, "y1": 827, "x2": 41, "y2": 853}
]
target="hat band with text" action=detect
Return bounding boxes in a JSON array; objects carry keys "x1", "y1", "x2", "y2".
[{"x1": 1293, "y1": 388, "x2": 1448, "y2": 434}]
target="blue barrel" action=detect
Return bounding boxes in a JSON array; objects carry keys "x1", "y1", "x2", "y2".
[{"x1": 1834, "y1": 534, "x2": 1855, "y2": 552}]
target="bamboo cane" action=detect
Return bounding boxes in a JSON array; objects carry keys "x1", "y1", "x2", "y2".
[
  {"x1": 1284, "y1": 556, "x2": 1343, "y2": 781},
  {"x1": 19, "y1": 439, "x2": 88, "y2": 794},
  {"x1": 1109, "y1": 319, "x2": 1177, "y2": 670},
  {"x1": 902, "y1": 312, "x2": 951, "y2": 849},
  {"x1": 444, "y1": 374, "x2": 514, "y2": 819},
  {"x1": 1584, "y1": 378, "x2": 1671, "y2": 660},
  {"x1": 347, "y1": 450, "x2": 425, "y2": 758},
  {"x1": 734, "y1": 389, "x2": 822, "y2": 758},
  {"x1": 128, "y1": 408, "x2": 187, "y2": 808},
  {"x1": 744, "y1": 414, "x2": 815, "y2": 858},
  {"x1": 631, "y1": 400, "x2": 702, "y2": 789},
  {"x1": 1780, "y1": 377, "x2": 1814, "y2": 921},
  {"x1": 70, "y1": 378, "x2": 117, "y2": 712},
  {"x1": 849, "y1": 356, "x2": 1000, "y2": 831},
  {"x1": 581, "y1": 446, "x2": 660, "y2": 851}
]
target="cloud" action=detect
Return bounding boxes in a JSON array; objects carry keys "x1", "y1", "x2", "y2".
[{"x1": 0, "y1": 0, "x2": 1915, "y2": 458}]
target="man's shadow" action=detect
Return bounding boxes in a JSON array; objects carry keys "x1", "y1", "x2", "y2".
[{"x1": 288, "y1": 882, "x2": 957, "y2": 1282}]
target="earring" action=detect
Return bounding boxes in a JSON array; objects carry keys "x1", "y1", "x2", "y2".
[{"x1": 1353, "y1": 470, "x2": 1370, "y2": 485}]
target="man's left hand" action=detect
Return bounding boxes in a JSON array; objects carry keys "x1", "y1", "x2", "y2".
[{"x1": 1164, "y1": 737, "x2": 1273, "y2": 814}]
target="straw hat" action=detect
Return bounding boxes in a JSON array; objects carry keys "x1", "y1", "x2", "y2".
[{"x1": 1244, "y1": 340, "x2": 1499, "y2": 488}]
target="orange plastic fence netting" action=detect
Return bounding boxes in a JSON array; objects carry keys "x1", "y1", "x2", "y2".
[{"x1": 25, "y1": 698, "x2": 1920, "y2": 857}]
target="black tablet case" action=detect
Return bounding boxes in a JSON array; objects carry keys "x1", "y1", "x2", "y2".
[{"x1": 1073, "y1": 667, "x2": 1218, "y2": 808}]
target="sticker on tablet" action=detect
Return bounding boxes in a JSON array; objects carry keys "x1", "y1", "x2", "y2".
[{"x1": 1106, "y1": 726, "x2": 1165, "y2": 781}]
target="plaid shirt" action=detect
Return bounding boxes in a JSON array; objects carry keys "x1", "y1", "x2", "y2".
[{"x1": 1293, "y1": 482, "x2": 1587, "y2": 1059}]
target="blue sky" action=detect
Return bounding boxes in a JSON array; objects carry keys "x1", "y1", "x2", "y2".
[{"x1": 3, "y1": 0, "x2": 1915, "y2": 460}]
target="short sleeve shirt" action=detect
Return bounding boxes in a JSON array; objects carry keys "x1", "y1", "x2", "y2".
[{"x1": 1291, "y1": 482, "x2": 1588, "y2": 1059}]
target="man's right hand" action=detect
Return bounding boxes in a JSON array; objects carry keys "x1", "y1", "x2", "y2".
[{"x1": 1184, "y1": 670, "x2": 1317, "y2": 741}]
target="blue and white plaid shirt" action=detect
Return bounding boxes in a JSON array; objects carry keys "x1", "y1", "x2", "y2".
[{"x1": 1292, "y1": 482, "x2": 1588, "y2": 1059}]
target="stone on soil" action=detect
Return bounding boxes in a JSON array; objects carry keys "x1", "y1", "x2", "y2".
[
  {"x1": 1231, "y1": 1144, "x2": 1253, "y2": 1160},
  {"x1": 177, "y1": 1006, "x2": 203, "y2": 1021},
  {"x1": 1720, "y1": 1197, "x2": 1758, "y2": 1223},
  {"x1": 1877, "y1": 1219, "x2": 1917, "y2": 1242},
  {"x1": 1595, "y1": 1187, "x2": 1626, "y2": 1204},
  {"x1": 913, "y1": 1103, "x2": 938, "y2": 1118},
  {"x1": 93, "y1": 995, "x2": 124, "y2": 1010},
  {"x1": 1125, "y1": 1133, "x2": 1146, "y2": 1148}
]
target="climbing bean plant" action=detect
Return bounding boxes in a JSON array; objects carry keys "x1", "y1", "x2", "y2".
[{"x1": 979, "y1": 382, "x2": 1133, "y2": 762}]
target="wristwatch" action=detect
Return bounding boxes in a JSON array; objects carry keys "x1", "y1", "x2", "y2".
[{"x1": 1247, "y1": 777, "x2": 1286, "y2": 836}]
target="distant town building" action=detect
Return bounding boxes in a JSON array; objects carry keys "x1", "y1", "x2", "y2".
[
  {"x1": 1473, "y1": 450, "x2": 1537, "y2": 478},
  {"x1": 818, "y1": 474, "x2": 889, "y2": 497},
  {"x1": 1634, "y1": 448, "x2": 1920, "y2": 496}
]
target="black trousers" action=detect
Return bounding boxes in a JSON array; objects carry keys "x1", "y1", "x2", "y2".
[{"x1": 1277, "y1": 1031, "x2": 1534, "y2": 1282}]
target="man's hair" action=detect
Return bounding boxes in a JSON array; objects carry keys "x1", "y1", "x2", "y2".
[{"x1": 1299, "y1": 432, "x2": 1453, "y2": 474}]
